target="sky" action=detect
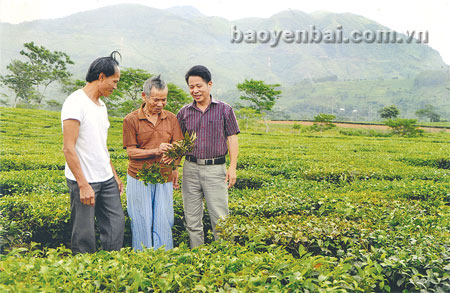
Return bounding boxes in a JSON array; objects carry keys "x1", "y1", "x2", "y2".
[{"x1": 1, "y1": 0, "x2": 449, "y2": 65}]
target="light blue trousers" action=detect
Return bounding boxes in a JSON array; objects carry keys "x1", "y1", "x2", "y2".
[{"x1": 126, "y1": 174, "x2": 174, "y2": 251}]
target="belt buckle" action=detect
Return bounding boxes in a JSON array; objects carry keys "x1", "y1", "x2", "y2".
[{"x1": 197, "y1": 158, "x2": 206, "y2": 165}]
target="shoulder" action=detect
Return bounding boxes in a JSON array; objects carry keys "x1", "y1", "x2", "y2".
[
  {"x1": 123, "y1": 109, "x2": 140, "y2": 123},
  {"x1": 61, "y1": 90, "x2": 86, "y2": 120},
  {"x1": 163, "y1": 110, "x2": 178, "y2": 121},
  {"x1": 178, "y1": 103, "x2": 192, "y2": 113},
  {"x1": 213, "y1": 100, "x2": 235, "y2": 112},
  {"x1": 177, "y1": 103, "x2": 193, "y2": 117},
  {"x1": 63, "y1": 89, "x2": 83, "y2": 105},
  {"x1": 163, "y1": 110, "x2": 177, "y2": 118}
]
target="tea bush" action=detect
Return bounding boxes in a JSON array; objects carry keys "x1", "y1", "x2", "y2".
[{"x1": 1, "y1": 107, "x2": 449, "y2": 292}]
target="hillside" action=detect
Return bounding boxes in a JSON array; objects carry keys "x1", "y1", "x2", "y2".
[{"x1": 0, "y1": 4, "x2": 448, "y2": 119}]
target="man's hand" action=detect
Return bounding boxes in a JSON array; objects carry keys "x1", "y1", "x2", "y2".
[
  {"x1": 79, "y1": 184, "x2": 95, "y2": 206},
  {"x1": 115, "y1": 176, "x2": 124, "y2": 195},
  {"x1": 172, "y1": 169, "x2": 180, "y2": 189},
  {"x1": 157, "y1": 143, "x2": 173, "y2": 156},
  {"x1": 161, "y1": 154, "x2": 174, "y2": 165},
  {"x1": 225, "y1": 166, "x2": 237, "y2": 189}
]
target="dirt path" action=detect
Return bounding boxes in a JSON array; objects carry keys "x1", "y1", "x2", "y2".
[{"x1": 268, "y1": 121, "x2": 450, "y2": 133}]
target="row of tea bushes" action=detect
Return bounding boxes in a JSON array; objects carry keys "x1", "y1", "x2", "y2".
[
  {"x1": 1, "y1": 242, "x2": 387, "y2": 292},
  {"x1": 1, "y1": 107, "x2": 449, "y2": 292}
]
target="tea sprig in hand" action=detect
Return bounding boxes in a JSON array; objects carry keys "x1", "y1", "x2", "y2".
[
  {"x1": 137, "y1": 132, "x2": 197, "y2": 185},
  {"x1": 136, "y1": 162, "x2": 171, "y2": 185},
  {"x1": 164, "y1": 132, "x2": 197, "y2": 168}
]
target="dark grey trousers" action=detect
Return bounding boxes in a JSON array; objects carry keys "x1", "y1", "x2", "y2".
[{"x1": 66, "y1": 177, "x2": 125, "y2": 254}]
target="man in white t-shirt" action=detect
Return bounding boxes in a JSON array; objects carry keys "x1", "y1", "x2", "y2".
[{"x1": 61, "y1": 51, "x2": 125, "y2": 254}]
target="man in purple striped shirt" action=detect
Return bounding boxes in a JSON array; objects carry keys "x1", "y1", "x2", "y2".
[{"x1": 177, "y1": 65, "x2": 240, "y2": 248}]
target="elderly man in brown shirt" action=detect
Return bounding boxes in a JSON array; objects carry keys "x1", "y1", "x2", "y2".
[{"x1": 123, "y1": 75, "x2": 183, "y2": 251}]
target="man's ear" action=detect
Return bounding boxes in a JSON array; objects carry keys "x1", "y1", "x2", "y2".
[
  {"x1": 141, "y1": 92, "x2": 147, "y2": 102},
  {"x1": 99, "y1": 72, "x2": 105, "y2": 81}
]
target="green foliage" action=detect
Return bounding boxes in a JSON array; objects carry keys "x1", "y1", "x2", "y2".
[
  {"x1": 103, "y1": 69, "x2": 190, "y2": 117},
  {"x1": 338, "y1": 128, "x2": 392, "y2": 137},
  {"x1": 165, "y1": 132, "x2": 197, "y2": 164},
  {"x1": 166, "y1": 83, "x2": 191, "y2": 114},
  {"x1": 311, "y1": 113, "x2": 336, "y2": 131},
  {"x1": 0, "y1": 42, "x2": 73, "y2": 106},
  {"x1": 1, "y1": 10, "x2": 449, "y2": 118},
  {"x1": 385, "y1": 118, "x2": 423, "y2": 136},
  {"x1": 314, "y1": 113, "x2": 336, "y2": 123},
  {"x1": 0, "y1": 170, "x2": 67, "y2": 196},
  {"x1": 118, "y1": 68, "x2": 152, "y2": 107},
  {"x1": 237, "y1": 79, "x2": 281, "y2": 113},
  {"x1": 60, "y1": 78, "x2": 85, "y2": 96},
  {"x1": 1, "y1": 107, "x2": 449, "y2": 292},
  {"x1": 292, "y1": 123, "x2": 301, "y2": 130},
  {"x1": 379, "y1": 105, "x2": 400, "y2": 119},
  {"x1": 136, "y1": 163, "x2": 170, "y2": 185},
  {"x1": 137, "y1": 132, "x2": 197, "y2": 185},
  {"x1": 105, "y1": 67, "x2": 152, "y2": 117},
  {"x1": 283, "y1": 77, "x2": 450, "y2": 121},
  {"x1": 0, "y1": 60, "x2": 36, "y2": 106},
  {"x1": 0, "y1": 242, "x2": 387, "y2": 292},
  {"x1": 416, "y1": 104, "x2": 441, "y2": 122},
  {"x1": 235, "y1": 107, "x2": 262, "y2": 131}
]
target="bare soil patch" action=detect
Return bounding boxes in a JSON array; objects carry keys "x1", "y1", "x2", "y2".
[{"x1": 269, "y1": 121, "x2": 450, "y2": 133}]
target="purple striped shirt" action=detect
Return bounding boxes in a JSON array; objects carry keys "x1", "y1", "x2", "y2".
[{"x1": 177, "y1": 97, "x2": 240, "y2": 159}]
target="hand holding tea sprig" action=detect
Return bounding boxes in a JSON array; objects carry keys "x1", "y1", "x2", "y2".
[{"x1": 158, "y1": 142, "x2": 173, "y2": 156}]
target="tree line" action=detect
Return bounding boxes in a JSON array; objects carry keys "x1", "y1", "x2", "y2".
[
  {"x1": 0, "y1": 42, "x2": 282, "y2": 120},
  {"x1": 1, "y1": 42, "x2": 442, "y2": 125}
]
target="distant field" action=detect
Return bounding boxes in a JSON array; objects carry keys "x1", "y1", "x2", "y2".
[{"x1": 269, "y1": 120, "x2": 450, "y2": 133}]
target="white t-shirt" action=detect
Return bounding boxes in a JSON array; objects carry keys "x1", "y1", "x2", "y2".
[{"x1": 61, "y1": 89, "x2": 113, "y2": 183}]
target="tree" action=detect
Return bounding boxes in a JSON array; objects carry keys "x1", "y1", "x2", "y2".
[
  {"x1": 61, "y1": 78, "x2": 86, "y2": 96},
  {"x1": 237, "y1": 79, "x2": 281, "y2": 132},
  {"x1": 60, "y1": 67, "x2": 190, "y2": 117},
  {"x1": 0, "y1": 42, "x2": 73, "y2": 107},
  {"x1": 166, "y1": 83, "x2": 191, "y2": 114},
  {"x1": 385, "y1": 118, "x2": 423, "y2": 137},
  {"x1": 415, "y1": 104, "x2": 441, "y2": 122},
  {"x1": 106, "y1": 67, "x2": 191, "y2": 117},
  {"x1": 235, "y1": 107, "x2": 262, "y2": 131},
  {"x1": 311, "y1": 113, "x2": 336, "y2": 131},
  {"x1": 115, "y1": 67, "x2": 153, "y2": 109},
  {"x1": 237, "y1": 79, "x2": 281, "y2": 113},
  {"x1": 379, "y1": 105, "x2": 400, "y2": 119},
  {"x1": 0, "y1": 60, "x2": 36, "y2": 106}
]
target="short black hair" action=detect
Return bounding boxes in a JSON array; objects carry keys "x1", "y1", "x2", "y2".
[
  {"x1": 85, "y1": 51, "x2": 121, "y2": 82},
  {"x1": 185, "y1": 65, "x2": 211, "y2": 84}
]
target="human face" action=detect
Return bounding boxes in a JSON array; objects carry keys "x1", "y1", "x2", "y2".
[
  {"x1": 187, "y1": 76, "x2": 212, "y2": 106},
  {"x1": 99, "y1": 66, "x2": 120, "y2": 97},
  {"x1": 142, "y1": 87, "x2": 168, "y2": 114}
]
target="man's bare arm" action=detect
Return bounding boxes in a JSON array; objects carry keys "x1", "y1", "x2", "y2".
[
  {"x1": 225, "y1": 134, "x2": 239, "y2": 188},
  {"x1": 63, "y1": 119, "x2": 95, "y2": 206}
]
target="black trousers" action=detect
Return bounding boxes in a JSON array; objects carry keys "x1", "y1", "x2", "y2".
[{"x1": 66, "y1": 177, "x2": 125, "y2": 254}]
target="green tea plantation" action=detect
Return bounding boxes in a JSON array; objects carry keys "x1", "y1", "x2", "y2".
[{"x1": 1, "y1": 107, "x2": 449, "y2": 292}]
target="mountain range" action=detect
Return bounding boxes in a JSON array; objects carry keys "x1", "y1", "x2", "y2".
[{"x1": 0, "y1": 4, "x2": 448, "y2": 120}]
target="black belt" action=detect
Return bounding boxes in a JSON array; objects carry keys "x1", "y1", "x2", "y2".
[{"x1": 185, "y1": 155, "x2": 226, "y2": 165}]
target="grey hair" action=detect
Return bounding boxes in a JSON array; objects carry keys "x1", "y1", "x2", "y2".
[{"x1": 143, "y1": 75, "x2": 167, "y2": 95}]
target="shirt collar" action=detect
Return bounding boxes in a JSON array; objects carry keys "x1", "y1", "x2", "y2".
[
  {"x1": 188, "y1": 95, "x2": 217, "y2": 109},
  {"x1": 138, "y1": 103, "x2": 168, "y2": 120}
]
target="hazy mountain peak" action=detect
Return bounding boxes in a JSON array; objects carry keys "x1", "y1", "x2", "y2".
[{"x1": 166, "y1": 6, "x2": 204, "y2": 19}]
